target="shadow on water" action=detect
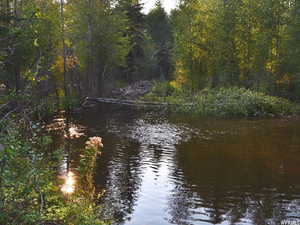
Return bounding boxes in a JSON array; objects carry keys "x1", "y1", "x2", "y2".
[{"x1": 52, "y1": 104, "x2": 300, "y2": 225}]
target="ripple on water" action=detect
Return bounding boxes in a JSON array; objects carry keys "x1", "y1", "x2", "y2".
[{"x1": 74, "y1": 109, "x2": 300, "y2": 225}]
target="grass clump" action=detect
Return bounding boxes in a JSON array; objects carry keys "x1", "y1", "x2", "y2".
[{"x1": 142, "y1": 84, "x2": 299, "y2": 117}]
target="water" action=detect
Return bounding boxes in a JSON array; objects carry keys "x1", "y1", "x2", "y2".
[{"x1": 63, "y1": 104, "x2": 300, "y2": 225}]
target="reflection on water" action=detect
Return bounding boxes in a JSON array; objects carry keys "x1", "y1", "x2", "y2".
[
  {"x1": 47, "y1": 113, "x2": 89, "y2": 196},
  {"x1": 61, "y1": 171, "x2": 76, "y2": 194},
  {"x1": 66, "y1": 126, "x2": 85, "y2": 139},
  {"x1": 64, "y1": 105, "x2": 300, "y2": 225}
]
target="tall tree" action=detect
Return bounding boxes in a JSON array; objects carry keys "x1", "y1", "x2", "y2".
[
  {"x1": 170, "y1": 0, "x2": 300, "y2": 98},
  {"x1": 67, "y1": 0, "x2": 129, "y2": 96},
  {"x1": 0, "y1": 0, "x2": 61, "y2": 92},
  {"x1": 146, "y1": 0, "x2": 173, "y2": 80},
  {"x1": 116, "y1": 0, "x2": 146, "y2": 81}
]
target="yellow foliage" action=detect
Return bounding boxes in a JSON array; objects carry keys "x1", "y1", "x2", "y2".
[
  {"x1": 51, "y1": 56, "x2": 64, "y2": 80},
  {"x1": 239, "y1": 74, "x2": 246, "y2": 81},
  {"x1": 266, "y1": 61, "x2": 276, "y2": 73},
  {"x1": 67, "y1": 56, "x2": 79, "y2": 69},
  {"x1": 172, "y1": 61, "x2": 188, "y2": 89},
  {"x1": 276, "y1": 74, "x2": 290, "y2": 85},
  {"x1": 50, "y1": 56, "x2": 64, "y2": 98},
  {"x1": 170, "y1": 80, "x2": 181, "y2": 90}
]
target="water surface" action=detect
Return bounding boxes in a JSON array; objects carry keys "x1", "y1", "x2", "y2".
[{"x1": 67, "y1": 105, "x2": 300, "y2": 225}]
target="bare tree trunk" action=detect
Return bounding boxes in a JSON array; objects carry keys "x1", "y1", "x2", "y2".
[
  {"x1": 13, "y1": 0, "x2": 17, "y2": 16},
  {"x1": 60, "y1": 0, "x2": 68, "y2": 103},
  {"x1": 6, "y1": 0, "x2": 9, "y2": 15},
  {"x1": 86, "y1": 5, "x2": 93, "y2": 95},
  {"x1": 86, "y1": 0, "x2": 99, "y2": 97}
]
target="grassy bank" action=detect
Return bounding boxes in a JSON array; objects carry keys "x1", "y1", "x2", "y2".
[{"x1": 142, "y1": 83, "x2": 300, "y2": 117}]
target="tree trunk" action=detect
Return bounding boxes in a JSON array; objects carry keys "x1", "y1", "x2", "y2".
[
  {"x1": 86, "y1": 0, "x2": 99, "y2": 97},
  {"x1": 60, "y1": 0, "x2": 68, "y2": 102}
]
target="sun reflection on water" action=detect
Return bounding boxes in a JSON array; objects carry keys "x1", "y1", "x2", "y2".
[{"x1": 61, "y1": 171, "x2": 76, "y2": 194}]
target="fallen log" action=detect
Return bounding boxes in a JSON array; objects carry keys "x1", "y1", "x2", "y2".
[{"x1": 82, "y1": 97, "x2": 193, "y2": 108}]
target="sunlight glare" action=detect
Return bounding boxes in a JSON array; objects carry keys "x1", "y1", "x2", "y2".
[{"x1": 61, "y1": 171, "x2": 75, "y2": 194}]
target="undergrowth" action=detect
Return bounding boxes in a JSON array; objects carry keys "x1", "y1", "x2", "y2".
[
  {"x1": 0, "y1": 111, "x2": 108, "y2": 225},
  {"x1": 142, "y1": 84, "x2": 300, "y2": 117}
]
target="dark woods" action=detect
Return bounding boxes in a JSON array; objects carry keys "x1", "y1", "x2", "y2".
[
  {"x1": 2, "y1": 0, "x2": 300, "y2": 102},
  {"x1": 0, "y1": 0, "x2": 172, "y2": 101}
]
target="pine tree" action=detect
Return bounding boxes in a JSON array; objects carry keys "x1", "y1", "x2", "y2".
[
  {"x1": 116, "y1": 0, "x2": 146, "y2": 81},
  {"x1": 146, "y1": 0, "x2": 173, "y2": 80}
]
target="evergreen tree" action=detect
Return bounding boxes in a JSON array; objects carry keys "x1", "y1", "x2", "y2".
[
  {"x1": 146, "y1": 0, "x2": 173, "y2": 80},
  {"x1": 116, "y1": 0, "x2": 146, "y2": 81}
]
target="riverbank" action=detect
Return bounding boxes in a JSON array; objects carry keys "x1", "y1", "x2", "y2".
[
  {"x1": 141, "y1": 83, "x2": 300, "y2": 117},
  {"x1": 0, "y1": 95, "x2": 108, "y2": 225}
]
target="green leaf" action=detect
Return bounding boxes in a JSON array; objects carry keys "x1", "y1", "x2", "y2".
[{"x1": 34, "y1": 39, "x2": 39, "y2": 47}]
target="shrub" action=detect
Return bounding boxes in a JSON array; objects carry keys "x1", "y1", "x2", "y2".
[
  {"x1": 0, "y1": 119, "x2": 109, "y2": 225},
  {"x1": 151, "y1": 81, "x2": 177, "y2": 97},
  {"x1": 141, "y1": 86, "x2": 300, "y2": 117}
]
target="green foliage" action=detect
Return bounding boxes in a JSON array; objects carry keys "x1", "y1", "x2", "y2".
[
  {"x1": 171, "y1": 0, "x2": 300, "y2": 98},
  {"x1": 68, "y1": 0, "x2": 129, "y2": 71},
  {"x1": 151, "y1": 81, "x2": 177, "y2": 96},
  {"x1": 55, "y1": 199, "x2": 107, "y2": 225},
  {"x1": 145, "y1": 1, "x2": 173, "y2": 80},
  {"x1": 65, "y1": 0, "x2": 130, "y2": 96},
  {"x1": 143, "y1": 83, "x2": 299, "y2": 117},
  {"x1": 0, "y1": 119, "x2": 59, "y2": 224},
  {"x1": 114, "y1": 0, "x2": 147, "y2": 81},
  {"x1": 0, "y1": 0, "x2": 61, "y2": 91},
  {"x1": 0, "y1": 119, "x2": 108, "y2": 225},
  {"x1": 146, "y1": 0, "x2": 172, "y2": 45}
]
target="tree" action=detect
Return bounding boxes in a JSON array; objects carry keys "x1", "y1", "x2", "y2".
[
  {"x1": 0, "y1": 0, "x2": 61, "y2": 93},
  {"x1": 116, "y1": 0, "x2": 146, "y2": 81},
  {"x1": 66, "y1": 0, "x2": 129, "y2": 96},
  {"x1": 146, "y1": 0, "x2": 173, "y2": 80},
  {"x1": 170, "y1": 0, "x2": 300, "y2": 98}
]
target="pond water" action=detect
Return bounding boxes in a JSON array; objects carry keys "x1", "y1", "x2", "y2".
[{"x1": 63, "y1": 104, "x2": 300, "y2": 225}]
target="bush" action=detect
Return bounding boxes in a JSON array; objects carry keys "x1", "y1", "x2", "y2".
[
  {"x1": 151, "y1": 81, "x2": 177, "y2": 97},
  {"x1": 142, "y1": 86, "x2": 300, "y2": 117},
  {"x1": 0, "y1": 119, "x2": 109, "y2": 225}
]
